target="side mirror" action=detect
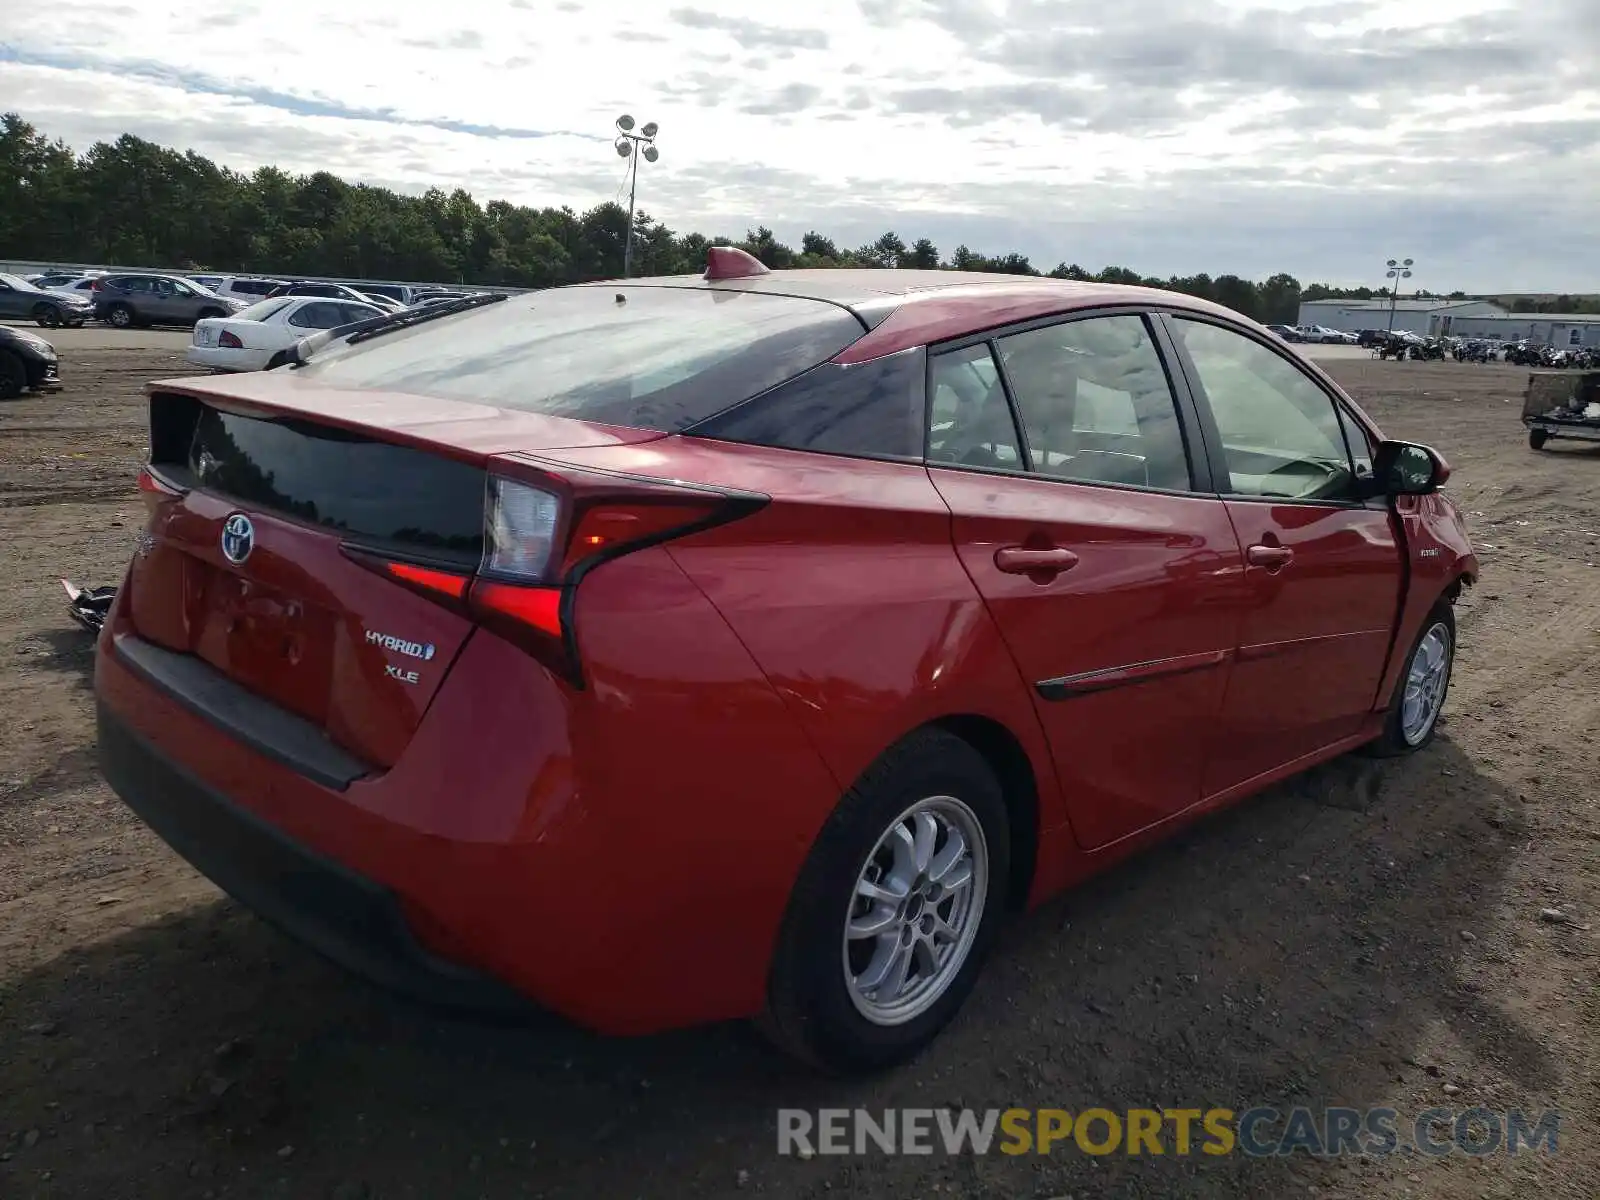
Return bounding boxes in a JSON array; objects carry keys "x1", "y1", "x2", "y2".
[{"x1": 1373, "y1": 440, "x2": 1450, "y2": 496}]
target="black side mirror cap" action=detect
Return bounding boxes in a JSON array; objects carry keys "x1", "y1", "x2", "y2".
[{"x1": 1372, "y1": 439, "x2": 1451, "y2": 496}]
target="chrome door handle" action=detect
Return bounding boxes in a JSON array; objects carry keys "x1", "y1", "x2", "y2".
[{"x1": 1246, "y1": 544, "x2": 1294, "y2": 571}]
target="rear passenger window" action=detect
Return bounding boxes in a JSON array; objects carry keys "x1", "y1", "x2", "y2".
[
  {"x1": 995, "y1": 315, "x2": 1193, "y2": 491},
  {"x1": 289, "y1": 302, "x2": 345, "y2": 329},
  {"x1": 927, "y1": 343, "x2": 1022, "y2": 469}
]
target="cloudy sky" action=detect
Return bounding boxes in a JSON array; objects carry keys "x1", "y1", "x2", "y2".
[{"x1": 2, "y1": 0, "x2": 1597, "y2": 290}]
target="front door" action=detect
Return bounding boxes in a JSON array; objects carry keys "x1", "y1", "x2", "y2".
[
  {"x1": 926, "y1": 312, "x2": 1250, "y2": 850},
  {"x1": 1165, "y1": 316, "x2": 1405, "y2": 795}
]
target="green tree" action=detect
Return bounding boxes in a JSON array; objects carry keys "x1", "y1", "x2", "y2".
[{"x1": 0, "y1": 111, "x2": 1440, "y2": 321}]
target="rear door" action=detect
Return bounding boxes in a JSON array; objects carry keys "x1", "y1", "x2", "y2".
[
  {"x1": 925, "y1": 311, "x2": 1250, "y2": 850},
  {"x1": 154, "y1": 278, "x2": 191, "y2": 322},
  {"x1": 1163, "y1": 315, "x2": 1404, "y2": 794}
]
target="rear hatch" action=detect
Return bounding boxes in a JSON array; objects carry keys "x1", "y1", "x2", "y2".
[
  {"x1": 121, "y1": 280, "x2": 870, "y2": 770},
  {"x1": 126, "y1": 383, "x2": 662, "y2": 769}
]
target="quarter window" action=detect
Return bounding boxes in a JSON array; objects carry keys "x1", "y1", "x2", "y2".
[
  {"x1": 1335, "y1": 403, "x2": 1375, "y2": 485},
  {"x1": 1172, "y1": 318, "x2": 1356, "y2": 501},
  {"x1": 994, "y1": 314, "x2": 1193, "y2": 491}
]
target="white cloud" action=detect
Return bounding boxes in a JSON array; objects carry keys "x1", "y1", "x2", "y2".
[{"x1": 2, "y1": 0, "x2": 1597, "y2": 289}]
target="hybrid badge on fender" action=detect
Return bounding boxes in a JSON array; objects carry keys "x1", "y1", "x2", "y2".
[{"x1": 366, "y1": 629, "x2": 436, "y2": 659}]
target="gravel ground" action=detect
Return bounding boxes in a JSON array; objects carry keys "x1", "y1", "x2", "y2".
[{"x1": 1, "y1": 348, "x2": 1596, "y2": 1199}]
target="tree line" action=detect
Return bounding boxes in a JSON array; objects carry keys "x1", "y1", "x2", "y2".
[{"x1": 7, "y1": 112, "x2": 1587, "y2": 323}]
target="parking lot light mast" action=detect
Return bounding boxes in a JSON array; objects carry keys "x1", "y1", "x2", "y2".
[
  {"x1": 613, "y1": 115, "x2": 659, "y2": 279},
  {"x1": 1385, "y1": 257, "x2": 1414, "y2": 332}
]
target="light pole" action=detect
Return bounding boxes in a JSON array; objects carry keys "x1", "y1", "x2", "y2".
[
  {"x1": 613, "y1": 115, "x2": 659, "y2": 279},
  {"x1": 1384, "y1": 257, "x2": 1414, "y2": 332}
]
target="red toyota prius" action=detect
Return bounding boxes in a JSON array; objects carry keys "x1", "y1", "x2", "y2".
[{"x1": 95, "y1": 251, "x2": 1476, "y2": 1072}]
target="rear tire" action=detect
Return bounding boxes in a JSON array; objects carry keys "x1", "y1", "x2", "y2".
[
  {"x1": 0, "y1": 349, "x2": 26, "y2": 400},
  {"x1": 106, "y1": 303, "x2": 133, "y2": 329},
  {"x1": 1367, "y1": 603, "x2": 1455, "y2": 757},
  {"x1": 761, "y1": 727, "x2": 1011, "y2": 1074},
  {"x1": 1529, "y1": 428, "x2": 1548, "y2": 451}
]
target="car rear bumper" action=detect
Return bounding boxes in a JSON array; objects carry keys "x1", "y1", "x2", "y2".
[
  {"x1": 97, "y1": 698, "x2": 529, "y2": 1015},
  {"x1": 185, "y1": 345, "x2": 268, "y2": 372},
  {"x1": 93, "y1": 545, "x2": 838, "y2": 1034}
]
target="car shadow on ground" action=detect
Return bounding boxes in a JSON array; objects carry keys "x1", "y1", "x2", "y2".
[
  {"x1": 0, "y1": 734, "x2": 1529, "y2": 1198},
  {"x1": 33, "y1": 627, "x2": 98, "y2": 689}
]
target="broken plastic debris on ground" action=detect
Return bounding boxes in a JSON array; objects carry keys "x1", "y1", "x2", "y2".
[{"x1": 61, "y1": 578, "x2": 115, "y2": 633}]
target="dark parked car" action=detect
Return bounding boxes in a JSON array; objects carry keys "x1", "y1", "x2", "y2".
[
  {"x1": 96, "y1": 251, "x2": 1477, "y2": 1072},
  {"x1": 0, "y1": 325, "x2": 60, "y2": 399},
  {"x1": 92, "y1": 274, "x2": 246, "y2": 328},
  {"x1": 0, "y1": 272, "x2": 92, "y2": 328},
  {"x1": 407, "y1": 288, "x2": 473, "y2": 307},
  {"x1": 1264, "y1": 323, "x2": 1303, "y2": 342}
]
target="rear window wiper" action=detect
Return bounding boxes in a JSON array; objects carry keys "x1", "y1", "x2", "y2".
[{"x1": 267, "y1": 292, "x2": 509, "y2": 370}]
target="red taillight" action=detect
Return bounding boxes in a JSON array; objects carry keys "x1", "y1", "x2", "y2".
[
  {"x1": 346, "y1": 461, "x2": 766, "y2": 688},
  {"x1": 137, "y1": 465, "x2": 184, "y2": 496},
  {"x1": 89, "y1": 279, "x2": 102, "y2": 291},
  {"x1": 218, "y1": 330, "x2": 243, "y2": 349},
  {"x1": 470, "y1": 579, "x2": 563, "y2": 639},
  {"x1": 384, "y1": 560, "x2": 469, "y2": 603},
  {"x1": 137, "y1": 464, "x2": 185, "y2": 521}
]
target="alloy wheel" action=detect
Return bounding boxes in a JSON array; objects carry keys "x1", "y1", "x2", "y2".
[
  {"x1": 842, "y1": 795, "x2": 988, "y2": 1026},
  {"x1": 1401, "y1": 621, "x2": 1452, "y2": 745}
]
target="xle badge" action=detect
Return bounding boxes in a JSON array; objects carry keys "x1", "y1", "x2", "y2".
[{"x1": 386, "y1": 665, "x2": 420, "y2": 685}]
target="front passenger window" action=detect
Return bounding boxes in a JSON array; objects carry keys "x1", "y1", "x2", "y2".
[{"x1": 1173, "y1": 318, "x2": 1356, "y2": 501}]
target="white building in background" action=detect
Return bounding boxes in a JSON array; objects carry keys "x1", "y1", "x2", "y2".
[
  {"x1": 1447, "y1": 313, "x2": 1600, "y2": 347},
  {"x1": 1296, "y1": 298, "x2": 1508, "y2": 337}
]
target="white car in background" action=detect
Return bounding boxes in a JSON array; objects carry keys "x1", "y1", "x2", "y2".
[
  {"x1": 186, "y1": 295, "x2": 386, "y2": 371},
  {"x1": 43, "y1": 275, "x2": 107, "y2": 302}
]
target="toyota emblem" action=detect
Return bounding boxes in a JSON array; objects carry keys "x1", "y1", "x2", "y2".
[{"x1": 221, "y1": 513, "x2": 255, "y2": 565}]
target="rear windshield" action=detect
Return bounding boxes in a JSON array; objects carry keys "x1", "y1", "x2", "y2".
[
  {"x1": 177, "y1": 403, "x2": 485, "y2": 566},
  {"x1": 235, "y1": 297, "x2": 294, "y2": 322},
  {"x1": 291, "y1": 285, "x2": 865, "y2": 432}
]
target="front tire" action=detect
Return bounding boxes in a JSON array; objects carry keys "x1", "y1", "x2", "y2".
[
  {"x1": 0, "y1": 349, "x2": 26, "y2": 400},
  {"x1": 32, "y1": 303, "x2": 62, "y2": 329},
  {"x1": 1368, "y1": 604, "x2": 1455, "y2": 757},
  {"x1": 761, "y1": 728, "x2": 1011, "y2": 1073},
  {"x1": 1529, "y1": 428, "x2": 1548, "y2": 451}
]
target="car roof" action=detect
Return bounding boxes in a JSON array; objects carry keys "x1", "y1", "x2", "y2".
[{"x1": 588, "y1": 268, "x2": 1253, "y2": 361}]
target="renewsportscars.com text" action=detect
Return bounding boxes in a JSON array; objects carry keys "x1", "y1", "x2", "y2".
[{"x1": 777, "y1": 1106, "x2": 1560, "y2": 1158}]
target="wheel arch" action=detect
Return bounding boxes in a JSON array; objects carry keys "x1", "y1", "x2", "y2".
[{"x1": 924, "y1": 713, "x2": 1040, "y2": 911}]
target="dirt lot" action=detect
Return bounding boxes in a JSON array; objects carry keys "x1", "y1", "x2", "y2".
[{"x1": 1, "y1": 347, "x2": 1597, "y2": 1199}]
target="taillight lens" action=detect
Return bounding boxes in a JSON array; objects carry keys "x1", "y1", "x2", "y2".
[
  {"x1": 218, "y1": 330, "x2": 243, "y2": 349},
  {"x1": 347, "y1": 462, "x2": 765, "y2": 688},
  {"x1": 483, "y1": 477, "x2": 561, "y2": 579}
]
